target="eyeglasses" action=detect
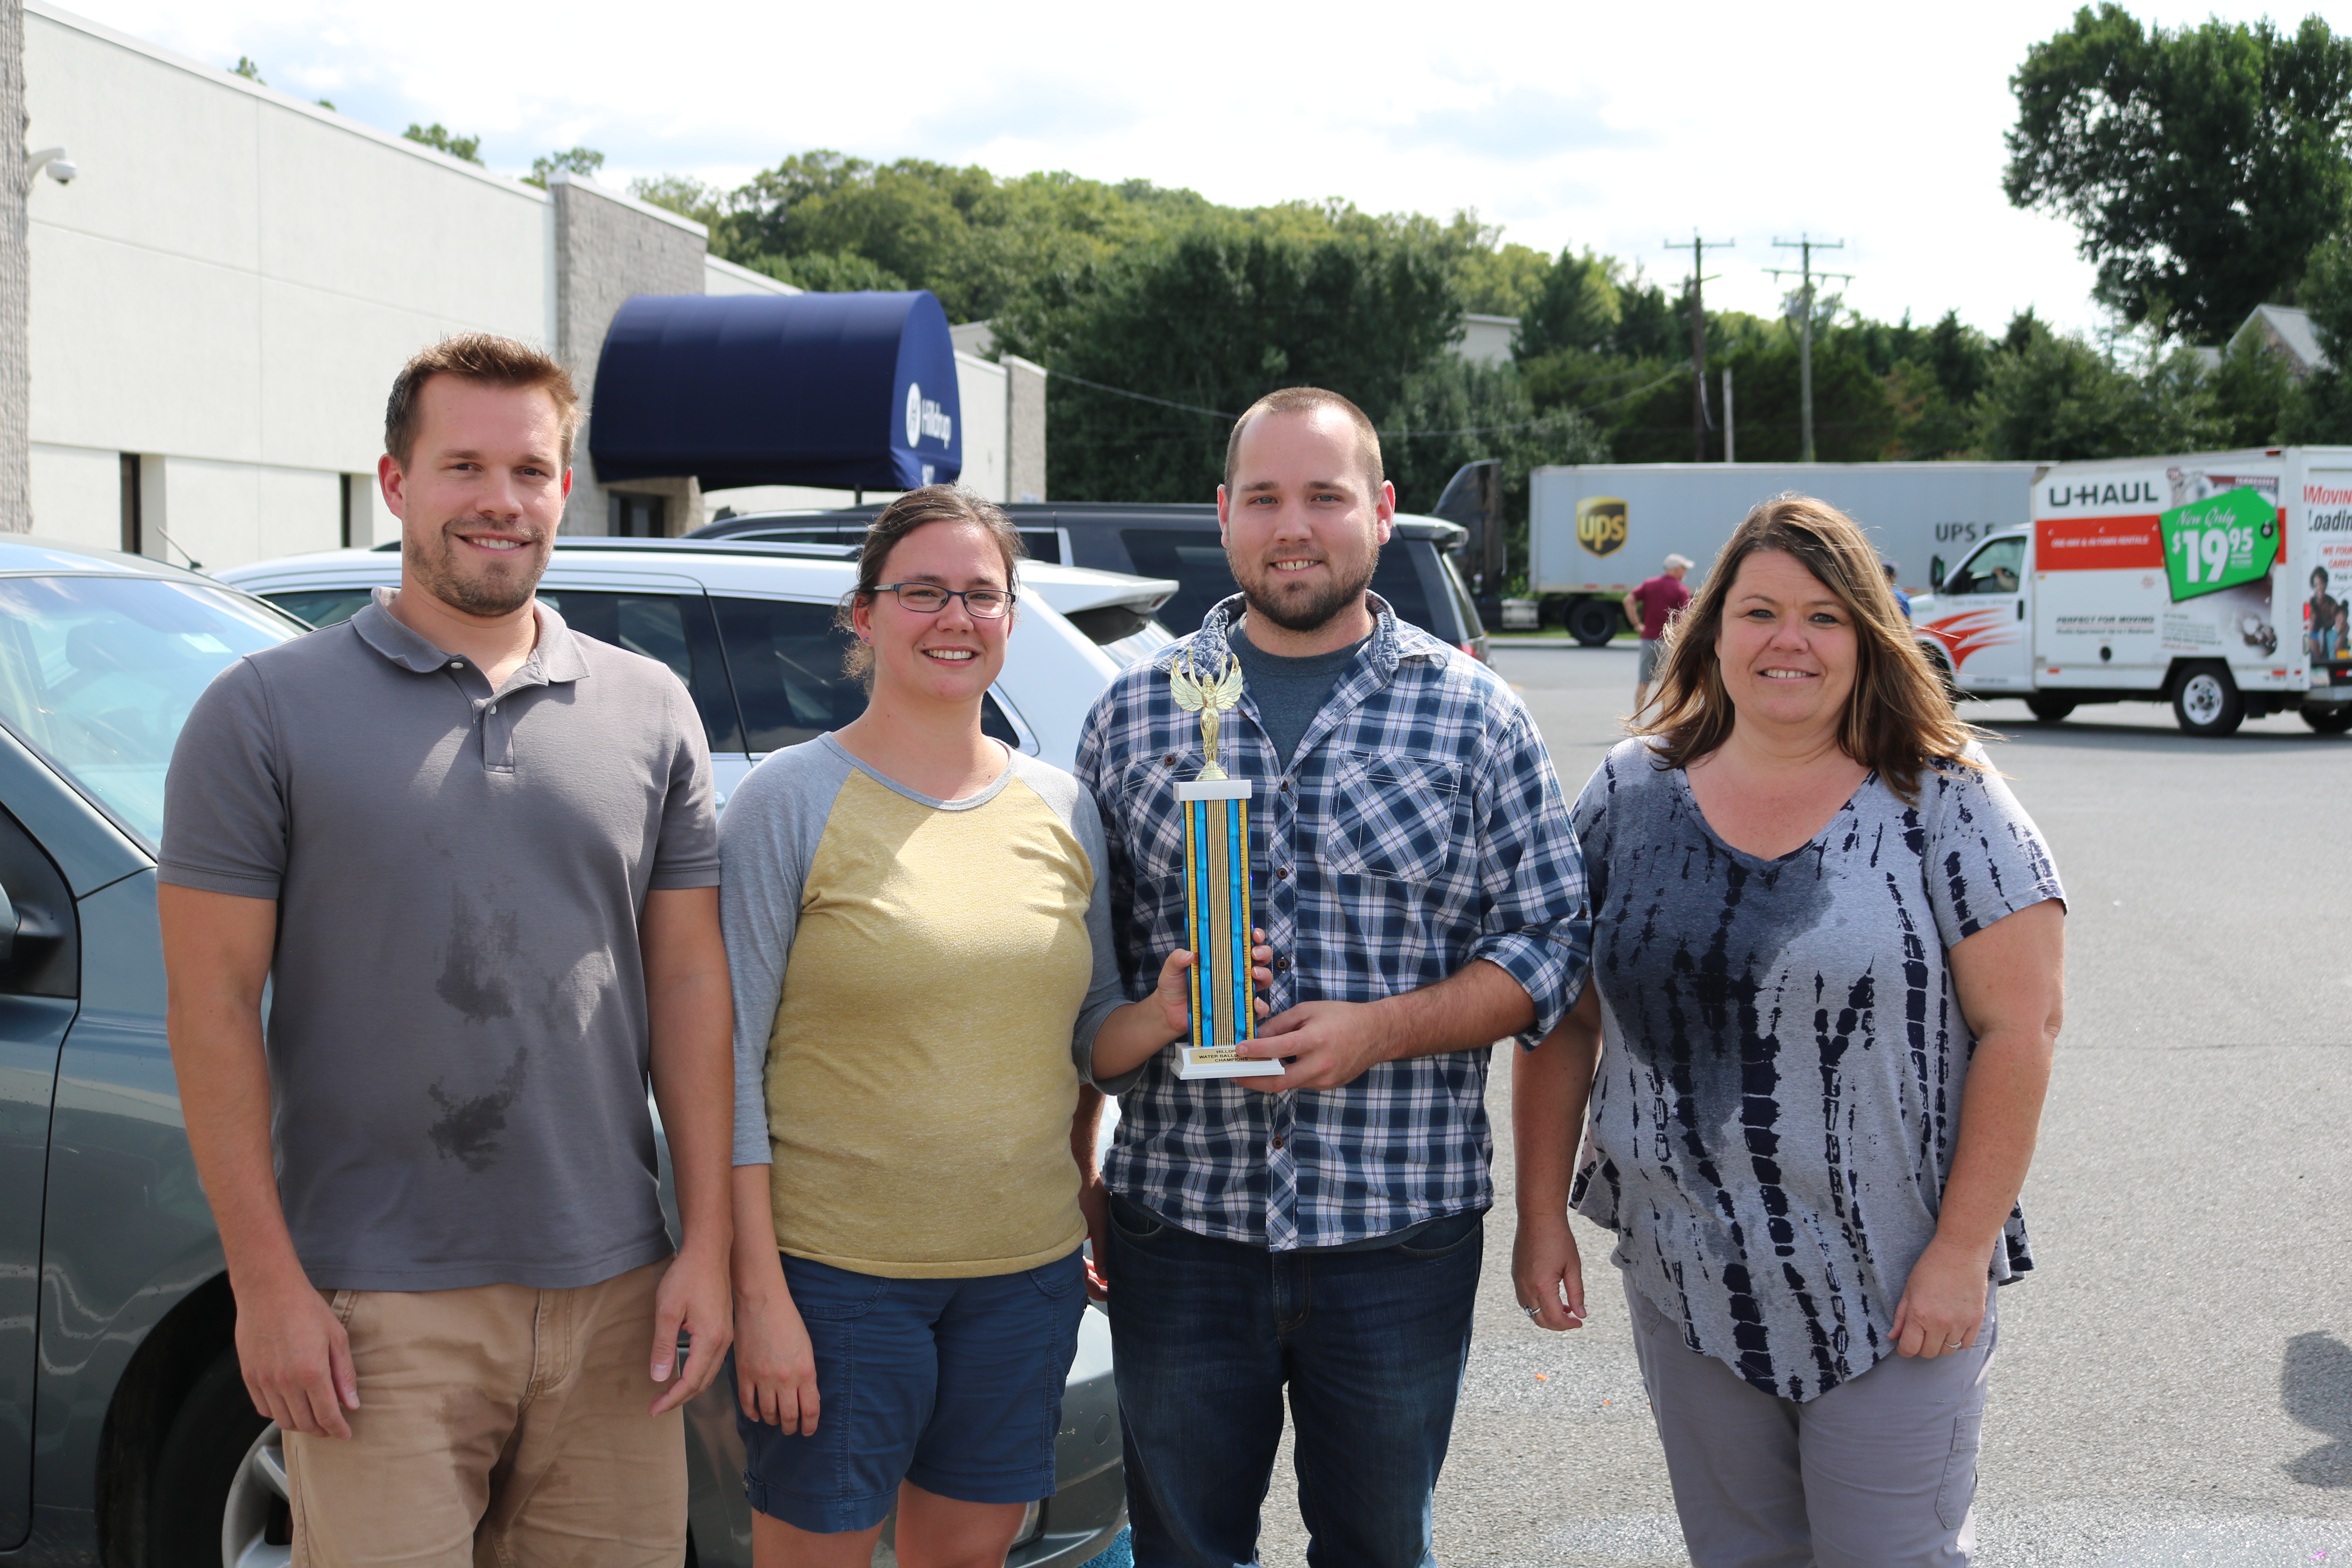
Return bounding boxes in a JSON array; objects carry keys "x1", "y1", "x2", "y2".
[{"x1": 872, "y1": 583, "x2": 1015, "y2": 618}]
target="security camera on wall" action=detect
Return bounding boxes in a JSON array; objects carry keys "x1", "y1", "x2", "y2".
[{"x1": 27, "y1": 147, "x2": 76, "y2": 184}]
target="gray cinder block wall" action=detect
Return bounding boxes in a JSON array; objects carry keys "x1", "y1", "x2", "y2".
[
  {"x1": 551, "y1": 173, "x2": 707, "y2": 535},
  {"x1": 1004, "y1": 354, "x2": 1047, "y2": 505}
]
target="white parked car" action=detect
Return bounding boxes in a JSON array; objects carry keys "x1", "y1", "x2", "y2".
[{"x1": 216, "y1": 538, "x2": 1177, "y2": 801}]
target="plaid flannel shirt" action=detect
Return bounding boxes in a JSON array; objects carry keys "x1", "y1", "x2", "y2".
[{"x1": 1076, "y1": 593, "x2": 1590, "y2": 1249}]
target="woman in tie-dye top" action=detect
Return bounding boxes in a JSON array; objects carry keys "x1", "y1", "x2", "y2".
[{"x1": 1512, "y1": 495, "x2": 2065, "y2": 1568}]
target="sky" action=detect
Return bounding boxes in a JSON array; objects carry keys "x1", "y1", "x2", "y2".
[{"x1": 56, "y1": 0, "x2": 2352, "y2": 340}]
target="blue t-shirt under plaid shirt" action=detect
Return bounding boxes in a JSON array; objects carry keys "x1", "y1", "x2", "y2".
[{"x1": 1075, "y1": 593, "x2": 1591, "y2": 1250}]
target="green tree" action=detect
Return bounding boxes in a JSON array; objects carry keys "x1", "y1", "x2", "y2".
[
  {"x1": 1847, "y1": 310, "x2": 1999, "y2": 456},
  {"x1": 230, "y1": 56, "x2": 264, "y2": 83},
  {"x1": 1609, "y1": 326, "x2": 1896, "y2": 464},
  {"x1": 1975, "y1": 326, "x2": 2218, "y2": 457},
  {"x1": 2004, "y1": 4, "x2": 2352, "y2": 341},
  {"x1": 628, "y1": 174, "x2": 724, "y2": 229},
  {"x1": 769, "y1": 251, "x2": 906, "y2": 291},
  {"x1": 524, "y1": 147, "x2": 604, "y2": 190},
  {"x1": 403, "y1": 123, "x2": 483, "y2": 166},
  {"x1": 1379, "y1": 357, "x2": 1604, "y2": 509},
  {"x1": 993, "y1": 216, "x2": 1465, "y2": 501},
  {"x1": 713, "y1": 153, "x2": 1169, "y2": 319},
  {"x1": 1515, "y1": 247, "x2": 1621, "y2": 359},
  {"x1": 1379, "y1": 357, "x2": 1605, "y2": 584},
  {"x1": 2282, "y1": 231, "x2": 2352, "y2": 440},
  {"x1": 2207, "y1": 331, "x2": 2299, "y2": 446},
  {"x1": 1456, "y1": 240, "x2": 1552, "y2": 318}
]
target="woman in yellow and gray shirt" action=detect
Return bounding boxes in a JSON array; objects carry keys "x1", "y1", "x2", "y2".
[{"x1": 719, "y1": 486, "x2": 1224, "y2": 1568}]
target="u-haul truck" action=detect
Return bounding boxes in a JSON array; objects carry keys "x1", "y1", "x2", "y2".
[{"x1": 1916, "y1": 448, "x2": 2352, "y2": 736}]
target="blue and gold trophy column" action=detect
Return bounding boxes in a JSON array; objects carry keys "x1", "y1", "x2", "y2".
[{"x1": 1169, "y1": 649, "x2": 1282, "y2": 1080}]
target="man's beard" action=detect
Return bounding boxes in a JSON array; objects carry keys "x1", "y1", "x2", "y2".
[
  {"x1": 405, "y1": 519, "x2": 548, "y2": 618},
  {"x1": 1234, "y1": 548, "x2": 1379, "y2": 634}
]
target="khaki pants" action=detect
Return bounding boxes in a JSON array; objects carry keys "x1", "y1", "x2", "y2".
[{"x1": 284, "y1": 1261, "x2": 686, "y2": 1568}]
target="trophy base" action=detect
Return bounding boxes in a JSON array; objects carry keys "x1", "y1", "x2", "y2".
[{"x1": 1178, "y1": 1046, "x2": 1286, "y2": 1080}]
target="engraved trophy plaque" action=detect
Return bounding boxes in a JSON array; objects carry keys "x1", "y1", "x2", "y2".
[{"x1": 1169, "y1": 648, "x2": 1282, "y2": 1080}]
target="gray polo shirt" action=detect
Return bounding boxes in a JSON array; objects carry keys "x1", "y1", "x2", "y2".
[{"x1": 160, "y1": 590, "x2": 720, "y2": 1291}]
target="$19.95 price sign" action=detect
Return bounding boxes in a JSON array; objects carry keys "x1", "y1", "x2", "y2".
[{"x1": 2161, "y1": 487, "x2": 2278, "y2": 602}]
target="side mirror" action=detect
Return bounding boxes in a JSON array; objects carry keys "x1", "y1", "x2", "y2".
[
  {"x1": 0, "y1": 875, "x2": 15, "y2": 964},
  {"x1": 1930, "y1": 554, "x2": 1947, "y2": 594}
]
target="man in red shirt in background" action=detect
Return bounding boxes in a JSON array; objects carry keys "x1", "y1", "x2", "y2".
[{"x1": 1625, "y1": 552, "x2": 1693, "y2": 713}]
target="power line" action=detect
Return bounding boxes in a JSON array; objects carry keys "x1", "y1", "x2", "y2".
[
  {"x1": 1766, "y1": 235, "x2": 1854, "y2": 463},
  {"x1": 1666, "y1": 230, "x2": 1735, "y2": 462},
  {"x1": 1042, "y1": 367, "x2": 1236, "y2": 420},
  {"x1": 1048, "y1": 359, "x2": 1690, "y2": 442}
]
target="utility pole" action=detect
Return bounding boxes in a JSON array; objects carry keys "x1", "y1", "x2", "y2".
[
  {"x1": 1666, "y1": 231, "x2": 1733, "y2": 463},
  {"x1": 1767, "y1": 235, "x2": 1850, "y2": 463},
  {"x1": 1722, "y1": 367, "x2": 1735, "y2": 463}
]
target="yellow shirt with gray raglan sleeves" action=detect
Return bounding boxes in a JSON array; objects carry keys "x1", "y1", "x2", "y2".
[{"x1": 719, "y1": 733, "x2": 1129, "y2": 1279}]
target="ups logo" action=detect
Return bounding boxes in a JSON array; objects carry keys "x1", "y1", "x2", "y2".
[{"x1": 1576, "y1": 497, "x2": 1628, "y2": 557}]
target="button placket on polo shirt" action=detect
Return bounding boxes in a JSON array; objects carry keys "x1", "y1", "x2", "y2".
[{"x1": 465, "y1": 655, "x2": 550, "y2": 775}]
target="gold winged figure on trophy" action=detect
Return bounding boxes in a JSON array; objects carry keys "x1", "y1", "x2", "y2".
[{"x1": 1168, "y1": 647, "x2": 1245, "y2": 782}]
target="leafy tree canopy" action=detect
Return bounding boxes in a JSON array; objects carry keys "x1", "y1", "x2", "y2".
[
  {"x1": 524, "y1": 147, "x2": 605, "y2": 191},
  {"x1": 404, "y1": 123, "x2": 483, "y2": 166},
  {"x1": 2004, "y1": 4, "x2": 2352, "y2": 341},
  {"x1": 611, "y1": 135, "x2": 2343, "y2": 494}
]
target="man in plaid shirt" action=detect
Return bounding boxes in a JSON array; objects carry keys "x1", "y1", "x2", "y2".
[{"x1": 1077, "y1": 388, "x2": 1589, "y2": 1568}]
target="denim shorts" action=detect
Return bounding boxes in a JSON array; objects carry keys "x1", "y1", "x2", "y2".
[{"x1": 738, "y1": 1249, "x2": 1089, "y2": 1534}]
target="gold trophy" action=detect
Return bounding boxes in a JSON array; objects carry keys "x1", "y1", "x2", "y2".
[{"x1": 1169, "y1": 648, "x2": 1281, "y2": 1079}]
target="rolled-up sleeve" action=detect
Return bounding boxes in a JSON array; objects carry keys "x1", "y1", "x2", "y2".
[{"x1": 1463, "y1": 706, "x2": 1589, "y2": 1047}]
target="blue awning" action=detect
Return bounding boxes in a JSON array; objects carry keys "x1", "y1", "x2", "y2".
[{"x1": 588, "y1": 290, "x2": 963, "y2": 491}]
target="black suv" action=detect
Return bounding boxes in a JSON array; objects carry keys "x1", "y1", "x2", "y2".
[{"x1": 690, "y1": 503, "x2": 1489, "y2": 662}]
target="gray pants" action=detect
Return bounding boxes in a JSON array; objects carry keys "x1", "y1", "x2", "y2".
[{"x1": 1624, "y1": 1272, "x2": 1997, "y2": 1568}]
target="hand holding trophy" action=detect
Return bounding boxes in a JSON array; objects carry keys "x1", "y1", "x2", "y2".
[{"x1": 1169, "y1": 648, "x2": 1283, "y2": 1080}]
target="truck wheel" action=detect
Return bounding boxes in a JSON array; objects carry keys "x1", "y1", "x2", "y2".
[
  {"x1": 2024, "y1": 695, "x2": 2076, "y2": 723},
  {"x1": 1567, "y1": 599, "x2": 1618, "y2": 647},
  {"x1": 149, "y1": 1347, "x2": 285, "y2": 1568},
  {"x1": 2172, "y1": 664, "x2": 2244, "y2": 737},
  {"x1": 2303, "y1": 706, "x2": 2352, "y2": 735}
]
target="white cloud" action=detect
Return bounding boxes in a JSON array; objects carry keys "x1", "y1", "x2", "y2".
[{"x1": 56, "y1": 0, "x2": 2306, "y2": 339}]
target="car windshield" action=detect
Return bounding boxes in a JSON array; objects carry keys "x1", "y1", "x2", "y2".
[{"x1": 0, "y1": 574, "x2": 299, "y2": 846}]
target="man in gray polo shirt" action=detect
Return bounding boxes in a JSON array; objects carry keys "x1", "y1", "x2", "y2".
[{"x1": 160, "y1": 334, "x2": 733, "y2": 1563}]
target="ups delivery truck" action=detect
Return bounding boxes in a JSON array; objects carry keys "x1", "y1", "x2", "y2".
[{"x1": 1527, "y1": 461, "x2": 2036, "y2": 644}]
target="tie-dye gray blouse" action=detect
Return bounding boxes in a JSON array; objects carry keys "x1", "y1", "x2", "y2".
[{"x1": 1568, "y1": 738, "x2": 2063, "y2": 1402}]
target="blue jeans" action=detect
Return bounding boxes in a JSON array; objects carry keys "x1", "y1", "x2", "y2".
[{"x1": 1103, "y1": 1192, "x2": 1484, "y2": 1568}]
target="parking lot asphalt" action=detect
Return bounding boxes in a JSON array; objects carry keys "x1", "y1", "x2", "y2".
[{"x1": 1245, "y1": 644, "x2": 2352, "y2": 1568}]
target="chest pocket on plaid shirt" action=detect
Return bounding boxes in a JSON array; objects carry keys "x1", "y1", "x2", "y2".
[{"x1": 1327, "y1": 751, "x2": 1465, "y2": 885}]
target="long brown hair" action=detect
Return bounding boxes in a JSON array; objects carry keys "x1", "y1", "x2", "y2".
[
  {"x1": 1635, "y1": 494, "x2": 1984, "y2": 802},
  {"x1": 836, "y1": 485, "x2": 1027, "y2": 688}
]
